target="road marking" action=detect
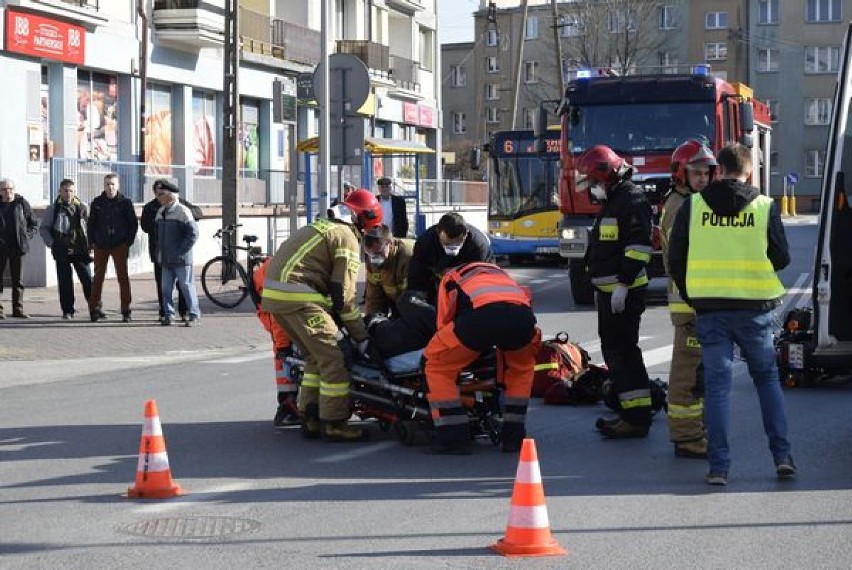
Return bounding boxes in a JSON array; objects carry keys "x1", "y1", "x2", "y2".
[
  {"x1": 203, "y1": 353, "x2": 269, "y2": 364},
  {"x1": 641, "y1": 345, "x2": 674, "y2": 368},
  {"x1": 778, "y1": 273, "x2": 810, "y2": 317},
  {"x1": 528, "y1": 279, "x2": 549, "y2": 284},
  {"x1": 314, "y1": 441, "x2": 398, "y2": 463},
  {"x1": 133, "y1": 482, "x2": 253, "y2": 514}
]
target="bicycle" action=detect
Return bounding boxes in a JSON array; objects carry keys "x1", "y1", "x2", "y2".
[{"x1": 201, "y1": 223, "x2": 267, "y2": 308}]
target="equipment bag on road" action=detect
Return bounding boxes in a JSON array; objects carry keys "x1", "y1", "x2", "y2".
[{"x1": 531, "y1": 332, "x2": 604, "y2": 405}]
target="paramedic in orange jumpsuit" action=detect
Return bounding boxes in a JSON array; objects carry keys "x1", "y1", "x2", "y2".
[{"x1": 424, "y1": 262, "x2": 541, "y2": 454}]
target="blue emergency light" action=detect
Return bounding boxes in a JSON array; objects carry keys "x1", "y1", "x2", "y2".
[
  {"x1": 576, "y1": 68, "x2": 592, "y2": 79},
  {"x1": 692, "y1": 64, "x2": 711, "y2": 76}
]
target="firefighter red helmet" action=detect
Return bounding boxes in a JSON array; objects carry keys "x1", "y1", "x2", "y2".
[
  {"x1": 343, "y1": 188, "x2": 383, "y2": 232},
  {"x1": 576, "y1": 145, "x2": 627, "y2": 185},
  {"x1": 671, "y1": 140, "x2": 717, "y2": 187}
]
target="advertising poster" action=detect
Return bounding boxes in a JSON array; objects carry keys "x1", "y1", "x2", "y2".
[
  {"x1": 145, "y1": 85, "x2": 173, "y2": 174},
  {"x1": 77, "y1": 72, "x2": 118, "y2": 161},
  {"x1": 192, "y1": 91, "x2": 217, "y2": 175}
]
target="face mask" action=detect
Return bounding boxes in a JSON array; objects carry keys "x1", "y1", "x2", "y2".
[
  {"x1": 367, "y1": 253, "x2": 387, "y2": 266},
  {"x1": 590, "y1": 184, "x2": 608, "y2": 201},
  {"x1": 443, "y1": 245, "x2": 462, "y2": 257}
]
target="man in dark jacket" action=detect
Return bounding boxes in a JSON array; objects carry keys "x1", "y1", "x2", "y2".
[
  {"x1": 376, "y1": 177, "x2": 409, "y2": 238},
  {"x1": 141, "y1": 179, "x2": 202, "y2": 321},
  {"x1": 0, "y1": 178, "x2": 38, "y2": 319},
  {"x1": 407, "y1": 212, "x2": 494, "y2": 305},
  {"x1": 576, "y1": 145, "x2": 654, "y2": 439},
  {"x1": 40, "y1": 178, "x2": 93, "y2": 319},
  {"x1": 668, "y1": 143, "x2": 793, "y2": 486},
  {"x1": 87, "y1": 173, "x2": 138, "y2": 323}
]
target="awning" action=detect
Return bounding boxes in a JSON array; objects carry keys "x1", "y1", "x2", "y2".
[{"x1": 297, "y1": 136, "x2": 435, "y2": 155}]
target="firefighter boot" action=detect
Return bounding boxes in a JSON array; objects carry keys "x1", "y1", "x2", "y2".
[
  {"x1": 321, "y1": 420, "x2": 369, "y2": 442},
  {"x1": 595, "y1": 415, "x2": 621, "y2": 431},
  {"x1": 301, "y1": 404, "x2": 320, "y2": 440},
  {"x1": 674, "y1": 438, "x2": 708, "y2": 459},
  {"x1": 599, "y1": 418, "x2": 650, "y2": 439},
  {"x1": 501, "y1": 422, "x2": 526, "y2": 454}
]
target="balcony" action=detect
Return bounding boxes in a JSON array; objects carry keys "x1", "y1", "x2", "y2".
[
  {"x1": 336, "y1": 40, "x2": 390, "y2": 77},
  {"x1": 240, "y1": 8, "x2": 321, "y2": 66},
  {"x1": 152, "y1": 0, "x2": 225, "y2": 50},
  {"x1": 390, "y1": 54, "x2": 420, "y2": 93},
  {"x1": 385, "y1": 0, "x2": 426, "y2": 15}
]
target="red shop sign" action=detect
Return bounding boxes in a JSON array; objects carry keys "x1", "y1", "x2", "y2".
[
  {"x1": 403, "y1": 102, "x2": 419, "y2": 124},
  {"x1": 5, "y1": 9, "x2": 85, "y2": 65}
]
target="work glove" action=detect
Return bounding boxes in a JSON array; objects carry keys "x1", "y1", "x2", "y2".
[{"x1": 610, "y1": 284, "x2": 628, "y2": 314}]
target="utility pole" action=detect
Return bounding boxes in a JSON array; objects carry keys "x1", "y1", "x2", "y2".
[
  {"x1": 550, "y1": 0, "x2": 565, "y2": 98},
  {"x1": 318, "y1": 0, "x2": 331, "y2": 217},
  {"x1": 222, "y1": 0, "x2": 240, "y2": 233},
  {"x1": 511, "y1": 0, "x2": 530, "y2": 129}
]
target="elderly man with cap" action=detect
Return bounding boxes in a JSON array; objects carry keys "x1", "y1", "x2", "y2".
[
  {"x1": 376, "y1": 177, "x2": 408, "y2": 238},
  {"x1": 153, "y1": 180, "x2": 201, "y2": 326}
]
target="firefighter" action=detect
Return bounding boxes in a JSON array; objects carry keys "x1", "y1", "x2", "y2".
[
  {"x1": 362, "y1": 224, "x2": 414, "y2": 319},
  {"x1": 661, "y1": 140, "x2": 717, "y2": 458},
  {"x1": 577, "y1": 145, "x2": 655, "y2": 439},
  {"x1": 261, "y1": 189, "x2": 382, "y2": 442},
  {"x1": 407, "y1": 212, "x2": 494, "y2": 305},
  {"x1": 252, "y1": 257, "x2": 300, "y2": 428},
  {"x1": 424, "y1": 262, "x2": 541, "y2": 454}
]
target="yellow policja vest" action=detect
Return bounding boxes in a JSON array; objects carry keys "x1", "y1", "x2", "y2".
[{"x1": 686, "y1": 194, "x2": 785, "y2": 301}]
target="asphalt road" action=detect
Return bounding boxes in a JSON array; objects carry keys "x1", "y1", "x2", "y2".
[{"x1": 3, "y1": 218, "x2": 852, "y2": 569}]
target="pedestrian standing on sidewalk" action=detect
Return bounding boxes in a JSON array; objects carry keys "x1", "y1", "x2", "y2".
[
  {"x1": 39, "y1": 178, "x2": 93, "y2": 319},
  {"x1": 669, "y1": 143, "x2": 794, "y2": 486},
  {"x1": 88, "y1": 173, "x2": 138, "y2": 323},
  {"x1": 0, "y1": 178, "x2": 38, "y2": 319},
  {"x1": 141, "y1": 179, "x2": 203, "y2": 323},
  {"x1": 154, "y1": 180, "x2": 201, "y2": 326}
]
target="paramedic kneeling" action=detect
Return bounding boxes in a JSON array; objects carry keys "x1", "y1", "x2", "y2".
[{"x1": 424, "y1": 262, "x2": 541, "y2": 455}]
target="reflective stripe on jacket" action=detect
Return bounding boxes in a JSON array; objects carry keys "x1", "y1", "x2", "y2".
[
  {"x1": 686, "y1": 194, "x2": 785, "y2": 301},
  {"x1": 660, "y1": 188, "x2": 694, "y2": 314},
  {"x1": 436, "y1": 262, "x2": 530, "y2": 327}
]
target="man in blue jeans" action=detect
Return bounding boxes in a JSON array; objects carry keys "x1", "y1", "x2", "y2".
[{"x1": 668, "y1": 143, "x2": 794, "y2": 486}]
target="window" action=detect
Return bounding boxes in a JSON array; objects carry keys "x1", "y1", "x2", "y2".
[
  {"x1": 525, "y1": 16, "x2": 538, "y2": 39},
  {"x1": 758, "y1": 48, "x2": 780, "y2": 71},
  {"x1": 758, "y1": 0, "x2": 779, "y2": 24},
  {"x1": 486, "y1": 83, "x2": 499, "y2": 100},
  {"x1": 805, "y1": 98, "x2": 832, "y2": 125},
  {"x1": 450, "y1": 64, "x2": 466, "y2": 87},
  {"x1": 452, "y1": 112, "x2": 466, "y2": 134},
  {"x1": 486, "y1": 107, "x2": 499, "y2": 123},
  {"x1": 660, "y1": 51, "x2": 678, "y2": 73},
  {"x1": 770, "y1": 151, "x2": 780, "y2": 174},
  {"x1": 419, "y1": 27, "x2": 434, "y2": 71},
  {"x1": 705, "y1": 42, "x2": 727, "y2": 61},
  {"x1": 766, "y1": 99, "x2": 780, "y2": 122},
  {"x1": 806, "y1": 150, "x2": 825, "y2": 177},
  {"x1": 805, "y1": 46, "x2": 840, "y2": 73},
  {"x1": 486, "y1": 28, "x2": 498, "y2": 46},
  {"x1": 524, "y1": 61, "x2": 538, "y2": 83},
  {"x1": 807, "y1": 0, "x2": 841, "y2": 22},
  {"x1": 659, "y1": 5, "x2": 676, "y2": 29},
  {"x1": 560, "y1": 14, "x2": 583, "y2": 37},
  {"x1": 486, "y1": 56, "x2": 499, "y2": 73},
  {"x1": 705, "y1": 11, "x2": 728, "y2": 29},
  {"x1": 609, "y1": 9, "x2": 636, "y2": 32},
  {"x1": 524, "y1": 108, "x2": 536, "y2": 129},
  {"x1": 79, "y1": 71, "x2": 120, "y2": 162}
]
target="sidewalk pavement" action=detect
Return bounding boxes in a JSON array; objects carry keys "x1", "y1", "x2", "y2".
[{"x1": 0, "y1": 271, "x2": 271, "y2": 363}]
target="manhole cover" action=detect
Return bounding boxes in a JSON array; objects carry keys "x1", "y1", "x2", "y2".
[{"x1": 117, "y1": 516, "x2": 261, "y2": 539}]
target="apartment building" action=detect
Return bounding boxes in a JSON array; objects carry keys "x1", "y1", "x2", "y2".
[{"x1": 0, "y1": 0, "x2": 441, "y2": 209}]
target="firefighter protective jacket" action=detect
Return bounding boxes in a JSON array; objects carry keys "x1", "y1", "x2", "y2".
[
  {"x1": 585, "y1": 179, "x2": 653, "y2": 292},
  {"x1": 436, "y1": 262, "x2": 531, "y2": 328},
  {"x1": 668, "y1": 178, "x2": 790, "y2": 312},
  {"x1": 261, "y1": 218, "x2": 367, "y2": 341},
  {"x1": 364, "y1": 237, "x2": 414, "y2": 317},
  {"x1": 408, "y1": 223, "x2": 495, "y2": 303},
  {"x1": 660, "y1": 186, "x2": 693, "y2": 315}
]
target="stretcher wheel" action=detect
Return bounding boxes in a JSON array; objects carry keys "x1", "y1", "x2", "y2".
[{"x1": 395, "y1": 420, "x2": 421, "y2": 446}]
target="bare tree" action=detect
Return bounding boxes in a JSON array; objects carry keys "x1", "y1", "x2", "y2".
[{"x1": 443, "y1": 140, "x2": 481, "y2": 181}]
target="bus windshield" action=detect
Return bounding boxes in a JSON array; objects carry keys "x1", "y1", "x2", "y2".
[
  {"x1": 568, "y1": 102, "x2": 716, "y2": 153},
  {"x1": 489, "y1": 155, "x2": 560, "y2": 219}
]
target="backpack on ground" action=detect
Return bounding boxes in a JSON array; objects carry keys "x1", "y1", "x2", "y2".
[{"x1": 532, "y1": 332, "x2": 603, "y2": 405}]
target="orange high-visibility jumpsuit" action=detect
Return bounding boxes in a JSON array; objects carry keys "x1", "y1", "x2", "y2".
[
  {"x1": 424, "y1": 262, "x2": 541, "y2": 447},
  {"x1": 253, "y1": 258, "x2": 297, "y2": 404}
]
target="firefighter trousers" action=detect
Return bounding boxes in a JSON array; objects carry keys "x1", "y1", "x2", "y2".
[
  {"x1": 667, "y1": 313, "x2": 705, "y2": 442},
  {"x1": 596, "y1": 287, "x2": 652, "y2": 425},
  {"x1": 272, "y1": 303, "x2": 351, "y2": 421},
  {"x1": 424, "y1": 305, "x2": 540, "y2": 444}
]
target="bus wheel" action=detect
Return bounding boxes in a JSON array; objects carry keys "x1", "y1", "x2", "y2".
[
  {"x1": 507, "y1": 254, "x2": 525, "y2": 265},
  {"x1": 570, "y1": 260, "x2": 595, "y2": 305}
]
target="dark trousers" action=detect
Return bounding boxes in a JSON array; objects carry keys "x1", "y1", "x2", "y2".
[
  {"x1": 55, "y1": 256, "x2": 93, "y2": 315},
  {"x1": 154, "y1": 262, "x2": 187, "y2": 317},
  {"x1": 0, "y1": 253, "x2": 24, "y2": 312},
  {"x1": 89, "y1": 244, "x2": 132, "y2": 315},
  {"x1": 597, "y1": 286, "x2": 651, "y2": 425}
]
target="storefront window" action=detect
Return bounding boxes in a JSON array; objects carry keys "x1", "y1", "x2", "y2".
[
  {"x1": 192, "y1": 90, "x2": 217, "y2": 174},
  {"x1": 145, "y1": 84, "x2": 173, "y2": 173},
  {"x1": 239, "y1": 101, "x2": 259, "y2": 172},
  {"x1": 77, "y1": 71, "x2": 118, "y2": 161}
]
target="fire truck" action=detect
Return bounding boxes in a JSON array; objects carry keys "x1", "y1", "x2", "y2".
[{"x1": 539, "y1": 66, "x2": 772, "y2": 304}]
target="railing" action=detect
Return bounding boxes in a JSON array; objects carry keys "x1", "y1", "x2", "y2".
[
  {"x1": 153, "y1": 0, "x2": 200, "y2": 8},
  {"x1": 336, "y1": 40, "x2": 390, "y2": 73},
  {"x1": 390, "y1": 54, "x2": 420, "y2": 92},
  {"x1": 60, "y1": 0, "x2": 99, "y2": 7},
  {"x1": 271, "y1": 18, "x2": 321, "y2": 65},
  {"x1": 416, "y1": 179, "x2": 488, "y2": 206}
]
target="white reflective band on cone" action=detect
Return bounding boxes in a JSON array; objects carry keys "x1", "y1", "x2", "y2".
[
  {"x1": 507, "y1": 504, "x2": 550, "y2": 528},
  {"x1": 138, "y1": 451, "x2": 170, "y2": 472},
  {"x1": 516, "y1": 460, "x2": 543, "y2": 484},
  {"x1": 143, "y1": 418, "x2": 163, "y2": 436}
]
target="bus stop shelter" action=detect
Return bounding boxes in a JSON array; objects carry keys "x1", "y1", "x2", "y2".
[{"x1": 296, "y1": 136, "x2": 434, "y2": 233}]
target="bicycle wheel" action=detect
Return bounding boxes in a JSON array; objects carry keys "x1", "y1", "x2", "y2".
[{"x1": 201, "y1": 256, "x2": 249, "y2": 308}]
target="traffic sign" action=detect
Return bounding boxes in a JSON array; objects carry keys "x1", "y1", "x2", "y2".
[
  {"x1": 312, "y1": 54, "x2": 371, "y2": 116},
  {"x1": 786, "y1": 171, "x2": 800, "y2": 185}
]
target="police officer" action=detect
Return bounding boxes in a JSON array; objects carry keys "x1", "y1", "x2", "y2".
[
  {"x1": 576, "y1": 145, "x2": 654, "y2": 438},
  {"x1": 261, "y1": 189, "x2": 383, "y2": 442},
  {"x1": 660, "y1": 140, "x2": 717, "y2": 459},
  {"x1": 424, "y1": 262, "x2": 540, "y2": 454}
]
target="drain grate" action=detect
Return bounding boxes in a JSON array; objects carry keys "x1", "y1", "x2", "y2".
[{"x1": 117, "y1": 516, "x2": 261, "y2": 539}]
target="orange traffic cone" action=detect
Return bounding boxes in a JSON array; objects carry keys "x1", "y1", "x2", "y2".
[
  {"x1": 491, "y1": 438, "x2": 566, "y2": 557},
  {"x1": 126, "y1": 399, "x2": 185, "y2": 499}
]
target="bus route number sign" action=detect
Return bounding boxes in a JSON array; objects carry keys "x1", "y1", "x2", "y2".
[{"x1": 502, "y1": 137, "x2": 560, "y2": 154}]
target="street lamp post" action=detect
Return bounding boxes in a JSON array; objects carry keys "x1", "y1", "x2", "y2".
[{"x1": 222, "y1": 0, "x2": 240, "y2": 234}]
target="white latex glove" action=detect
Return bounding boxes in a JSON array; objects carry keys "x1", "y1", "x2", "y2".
[{"x1": 610, "y1": 284, "x2": 628, "y2": 314}]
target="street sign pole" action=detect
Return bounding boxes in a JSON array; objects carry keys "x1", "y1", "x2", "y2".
[{"x1": 319, "y1": 0, "x2": 330, "y2": 218}]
